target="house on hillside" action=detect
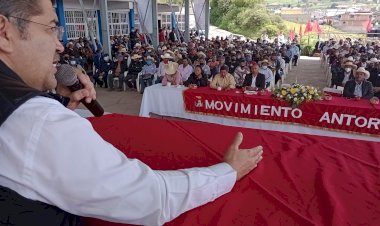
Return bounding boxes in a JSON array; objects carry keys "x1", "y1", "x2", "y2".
[
  {"x1": 334, "y1": 11, "x2": 373, "y2": 33},
  {"x1": 280, "y1": 8, "x2": 311, "y2": 23}
]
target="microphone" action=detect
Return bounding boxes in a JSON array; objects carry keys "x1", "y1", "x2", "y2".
[{"x1": 55, "y1": 64, "x2": 104, "y2": 117}]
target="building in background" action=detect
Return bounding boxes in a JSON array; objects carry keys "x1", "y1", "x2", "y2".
[
  {"x1": 334, "y1": 11, "x2": 373, "y2": 33},
  {"x1": 55, "y1": 0, "x2": 188, "y2": 44},
  {"x1": 279, "y1": 7, "x2": 311, "y2": 24}
]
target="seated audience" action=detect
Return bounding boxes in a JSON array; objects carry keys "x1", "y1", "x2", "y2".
[
  {"x1": 242, "y1": 63, "x2": 266, "y2": 90},
  {"x1": 336, "y1": 61, "x2": 357, "y2": 87},
  {"x1": 184, "y1": 65, "x2": 208, "y2": 87},
  {"x1": 139, "y1": 56, "x2": 157, "y2": 94},
  {"x1": 125, "y1": 54, "x2": 144, "y2": 89},
  {"x1": 108, "y1": 54, "x2": 128, "y2": 91},
  {"x1": 178, "y1": 58, "x2": 193, "y2": 82},
  {"x1": 157, "y1": 53, "x2": 172, "y2": 83},
  {"x1": 94, "y1": 54, "x2": 113, "y2": 88},
  {"x1": 162, "y1": 62, "x2": 182, "y2": 86},
  {"x1": 343, "y1": 67, "x2": 374, "y2": 99},
  {"x1": 259, "y1": 59, "x2": 274, "y2": 88},
  {"x1": 234, "y1": 60, "x2": 250, "y2": 88},
  {"x1": 210, "y1": 65, "x2": 236, "y2": 90}
]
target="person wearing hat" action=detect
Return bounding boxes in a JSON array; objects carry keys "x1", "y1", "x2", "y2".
[
  {"x1": 259, "y1": 59, "x2": 274, "y2": 88},
  {"x1": 139, "y1": 56, "x2": 157, "y2": 93},
  {"x1": 125, "y1": 54, "x2": 143, "y2": 89},
  {"x1": 157, "y1": 53, "x2": 173, "y2": 83},
  {"x1": 343, "y1": 67, "x2": 374, "y2": 99},
  {"x1": 335, "y1": 61, "x2": 357, "y2": 87},
  {"x1": 108, "y1": 54, "x2": 128, "y2": 91},
  {"x1": 162, "y1": 62, "x2": 182, "y2": 86}
]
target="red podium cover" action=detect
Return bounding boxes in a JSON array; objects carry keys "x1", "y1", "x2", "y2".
[
  {"x1": 85, "y1": 114, "x2": 380, "y2": 226},
  {"x1": 183, "y1": 88, "x2": 380, "y2": 136}
]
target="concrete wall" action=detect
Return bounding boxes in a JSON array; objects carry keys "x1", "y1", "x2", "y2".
[{"x1": 281, "y1": 14, "x2": 311, "y2": 23}]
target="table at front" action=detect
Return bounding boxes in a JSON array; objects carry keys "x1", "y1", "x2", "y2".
[
  {"x1": 139, "y1": 84, "x2": 379, "y2": 142},
  {"x1": 84, "y1": 114, "x2": 380, "y2": 226}
]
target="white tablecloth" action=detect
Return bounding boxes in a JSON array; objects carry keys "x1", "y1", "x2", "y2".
[{"x1": 139, "y1": 84, "x2": 378, "y2": 142}]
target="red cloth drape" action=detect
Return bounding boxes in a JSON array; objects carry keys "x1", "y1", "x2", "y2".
[{"x1": 85, "y1": 114, "x2": 380, "y2": 226}]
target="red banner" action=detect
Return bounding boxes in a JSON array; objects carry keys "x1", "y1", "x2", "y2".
[{"x1": 183, "y1": 88, "x2": 380, "y2": 136}]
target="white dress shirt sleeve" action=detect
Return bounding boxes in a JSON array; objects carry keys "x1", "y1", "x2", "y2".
[{"x1": 0, "y1": 97, "x2": 236, "y2": 226}]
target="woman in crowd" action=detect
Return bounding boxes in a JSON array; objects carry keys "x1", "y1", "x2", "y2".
[{"x1": 184, "y1": 65, "x2": 208, "y2": 88}]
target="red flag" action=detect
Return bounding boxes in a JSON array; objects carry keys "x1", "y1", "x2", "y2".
[
  {"x1": 366, "y1": 19, "x2": 372, "y2": 32},
  {"x1": 299, "y1": 25, "x2": 303, "y2": 37},
  {"x1": 312, "y1": 21, "x2": 322, "y2": 34},
  {"x1": 289, "y1": 28, "x2": 295, "y2": 41},
  {"x1": 304, "y1": 21, "x2": 313, "y2": 34}
]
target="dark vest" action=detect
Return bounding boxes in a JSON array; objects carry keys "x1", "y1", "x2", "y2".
[{"x1": 0, "y1": 60, "x2": 82, "y2": 226}]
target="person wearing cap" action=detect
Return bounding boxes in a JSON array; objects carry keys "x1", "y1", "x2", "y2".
[
  {"x1": 125, "y1": 54, "x2": 143, "y2": 89},
  {"x1": 108, "y1": 54, "x2": 128, "y2": 91},
  {"x1": 139, "y1": 56, "x2": 157, "y2": 94},
  {"x1": 335, "y1": 61, "x2": 357, "y2": 87},
  {"x1": 210, "y1": 65, "x2": 236, "y2": 90},
  {"x1": 162, "y1": 61, "x2": 182, "y2": 86},
  {"x1": 157, "y1": 53, "x2": 173, "y2": 83},
  {"x1": 343, "y1": 67, "x2": 374, "y2": 99},
  {"x1": 259, "y1": 59, "x2": 274, "y2": 88}
]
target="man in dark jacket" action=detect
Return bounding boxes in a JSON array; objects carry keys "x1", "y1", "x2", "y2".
[
  {"x1": 184, "y1": 65, "x2": 208, "y2": 87},
  {"x1": 108, "y1": 55, "x2": 128, "y2": 91},
  {"x1": 242, "y1": 63, "x2": 266, "y2": 90},
  {"x1": 343, "y1": 67, "x2": 374, "y2": 99},
  {"x1": 125, "y1": 54, "x2": 143, "y2": 89}
]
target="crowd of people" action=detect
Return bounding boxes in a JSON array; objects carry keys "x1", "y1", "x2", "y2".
[
  {"x1": 60, "y1": 32, "x2": 302, "y2": 94},
  {"x1": 320, "y1": 38, "x2": 380, "y2": 99}
]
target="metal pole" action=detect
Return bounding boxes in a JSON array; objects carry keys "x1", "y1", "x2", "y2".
[
  {"x1": 99, "y1": 0, "x2": 111, "y2": 55},
  {"x1": 184, "y1": 0, "x2": 190, "y2": 42},
  {"x1": 151, "y1": 0, "x2": 159, "y2": 48},
  {"x1": 205, "y1": 0, "x2": 210, "y2": 39},
  {"x1": 78, "y1": 0, "x2": 97, "y2": 51}
]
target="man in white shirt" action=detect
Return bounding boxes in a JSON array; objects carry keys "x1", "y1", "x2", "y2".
[
  {"x1": 259, "y1": 59, "x2": 274, "y2": 88},
  {"x1": 0, "y1": 0, "x2": 264, "y2": 225},
  {"x1": 157, "y1": 52, "x2": 173, "y2": 83},
  {"x1": 178, "y1": 58, "x2": 193, "y2": 82}
]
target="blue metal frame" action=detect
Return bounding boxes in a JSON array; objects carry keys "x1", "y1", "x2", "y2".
[
  {"x1": 129, "y1": 9, "x2": 135, "y2": 32},
  {"x1": 55, "y1": 0, "x2": 68, "y2": 44},
  {"x1": 97, "y1": 10, "x2": 103, "y2": 45}
]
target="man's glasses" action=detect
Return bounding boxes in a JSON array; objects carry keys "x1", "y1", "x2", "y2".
[{"x1": 8, "y1": 16, "x2": 65, "y2": 40}]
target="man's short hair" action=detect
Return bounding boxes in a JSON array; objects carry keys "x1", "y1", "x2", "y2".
[
  {"x1": 0, "y1": 0, "x2": 53, "y2": 39},
  {"x1": 220, "y1": 65, "x2": 229, "y2": 72}
]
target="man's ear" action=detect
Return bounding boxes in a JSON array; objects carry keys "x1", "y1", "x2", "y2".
[{"x1": 0, "y1": 15, "x2": 15, "y2": 53}]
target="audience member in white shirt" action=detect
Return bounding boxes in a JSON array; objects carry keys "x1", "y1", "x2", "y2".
[{"x1": 178, "y1": 58, "x2": 194, "y2": 82}]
